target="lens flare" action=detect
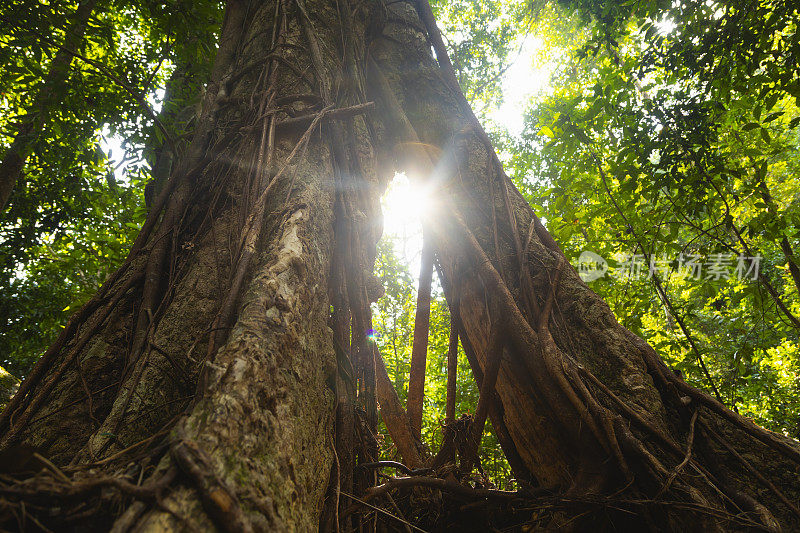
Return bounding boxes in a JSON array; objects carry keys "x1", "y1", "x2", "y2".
[{"x1": 380, "y1": 172, "x2": 433, "y2": 274}]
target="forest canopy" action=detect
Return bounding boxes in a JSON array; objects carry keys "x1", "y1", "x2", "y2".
[
  {"x1": 4, "y1": 0, "x2": 799, "y2": 451},
  {"x1": 1, "y1": 0, "x2": 800, "y2": 526}
]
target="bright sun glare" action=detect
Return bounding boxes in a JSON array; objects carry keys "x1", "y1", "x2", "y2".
[
  {"x1": 381, "y1": 172, "x2": 431, "y2": 273},
  {"x1": 101, "y1": 32, "x2": 553, "y2": 279},
  {"x1": 379, "y1": 34, "x2": 554, "y2": 273}
]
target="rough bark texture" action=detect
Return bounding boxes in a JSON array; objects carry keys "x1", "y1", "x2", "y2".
[
  {"x1": 1, "y1": 0, "x2": 363, "y2": 529},
  {"x1": 2, "y1": 0, "x2": 800, "y2": 531},
  {"x1": 369, "y1": 1, "x2": 800, "y2": 529}
]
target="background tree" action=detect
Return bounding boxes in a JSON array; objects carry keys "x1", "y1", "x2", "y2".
[{"x1": 0, "y1": 0, "x2": 221, "y2": 378}]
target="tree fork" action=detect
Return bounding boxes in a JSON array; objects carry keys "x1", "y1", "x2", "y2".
[{"x1": 366, "y1": 53, "x2": 532, "y2": 482}]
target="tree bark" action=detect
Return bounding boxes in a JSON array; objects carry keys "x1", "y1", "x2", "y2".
[
  {"x1": 2, "y1": 0, "x2": 800, "y2": 531},
  {"x1": 1, "y1": 0, "x2": 369, "y2": 529},
  {"x1": 406, "y1": 229, "x2": 433, "y2": 440}
]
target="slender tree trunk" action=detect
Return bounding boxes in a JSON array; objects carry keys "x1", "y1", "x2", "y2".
[
  {"x1": 0, "y1": 0, "x2": 97, "y2": 214},
  {"x1": 2, "y1": 0, "x2": 800, "y2": 531},
  {"x1": 406, "y1": 230, "x2": 433, "y2": 440},
  {"x1": 444, "y1": 311, "x2": 458, "y2": 425}
]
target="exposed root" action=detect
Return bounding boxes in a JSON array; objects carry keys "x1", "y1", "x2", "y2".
[
  {"x1": 170, "y1": 438, "x2": 253, "y2": 533},
  {"x1": 345, "y1": 470, "x2": 778, "y2": 532},
  {"x1": 0, "y1": 464, "x2": 177, "y2": 531}
]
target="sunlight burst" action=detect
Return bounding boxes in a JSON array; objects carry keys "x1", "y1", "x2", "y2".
[{"x1": 380, "y1": 172, "x2": 434, "y2": 272}]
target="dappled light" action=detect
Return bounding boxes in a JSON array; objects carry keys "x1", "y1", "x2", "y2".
[{"x1": 1, "y1": 0, "x2": 800, "y2": 530}]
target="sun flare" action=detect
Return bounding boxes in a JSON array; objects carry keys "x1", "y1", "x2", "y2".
[
  {"x1": 380, "y1": 172, "x2": 433, "y2": 270},
  {"x1": 381, "y1": 172, "x2": 433, "y2": 236}
]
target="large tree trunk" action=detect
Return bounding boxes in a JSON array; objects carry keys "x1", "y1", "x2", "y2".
[
  {"x1": 2, "y1": 0, "x2": 799, "y2": 531},
  {"x1": 369, "y1": 2, "x2": 800, "y2": 530},
  {"x1": 1, "y1": 0, "x2": 358, "y2": 529}
]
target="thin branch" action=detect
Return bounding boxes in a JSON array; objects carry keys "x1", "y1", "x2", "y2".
[
  {"x1": 361, "y1": 476, "x2": 532, "y2": 503},
  {"x1": 340, "y1": 491, "x2": 430, "y2": 533},
  {"x1": 590, "y1": 150, "x2": 724, "y2": 404},
  {"x1": 655, "y1": 408, "x2": 698, "y2": 498},
  {"x1": 357, "y1": 461, "x2": 431, "y2": 476}
]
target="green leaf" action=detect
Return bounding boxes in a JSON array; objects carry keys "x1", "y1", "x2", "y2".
[
  {"x1": 757, "y1": 161, "x2": 768, "y2": 181},
  {"x1": 764, "y1": 92, "x2": 780, "y2": 111}
]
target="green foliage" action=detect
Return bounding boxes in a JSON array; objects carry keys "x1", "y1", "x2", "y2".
[
  {"x1": 0, "y1": 364, "x2": 20, "y2": 411},
  {"x1": 501, "y1": 0, "x2": 800, "y2": 435},
  {"x1": 372, "y1": 237, "x2": 514, "y2": 486},
  {"x1": 0, "y1": 0, "x2": 222, "y2": 377},
  {"x1": 431, "y1": 0, "x2": 531, "y2": 113}
]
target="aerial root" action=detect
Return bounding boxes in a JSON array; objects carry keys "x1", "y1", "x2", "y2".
[
  {"x1": 433, "y1": 201, "x2": 792, "y2": 530},
  {"x1": 700, "y1": 420, "x2": 800, "y2": 520},
  {"x1": 657, "y1": 409, "x2": 698, "y2": 498},
  {"x1": 0, "y1": 270, "x2": 144, "y2": 448},
  {"x1": 0, "y1": 431, "x2": 262, "y2": 533},
  {"x1": 343, "y1": 469, "x2": 779, "y2": 532},
  {"x1": 0, "y1": 462, "x2": 177, "y2": 531}
]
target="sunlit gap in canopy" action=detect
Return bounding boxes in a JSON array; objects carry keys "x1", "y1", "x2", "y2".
[
  {"x1": 486, "y1": 33, "x2": 555, "y2": 232},
  {"x1": 98, "y1": 85, "x2": 167, "y2": 185},
  {"x1": 488, "y1": 35, "x2": 553, "y2": 136},
  {"x1": 380, "y1": 172, "x2": 431, "y2": 278}
]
